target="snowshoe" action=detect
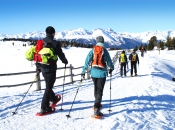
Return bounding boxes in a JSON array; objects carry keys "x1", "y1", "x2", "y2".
[
  {"x1": 91, "y1": 108, "x2": 103, "y2": 119},
  {"x1": 50, "y1": 94, "x2": 61, "y2": 109},
  {"x1": 36, "y1": 107, "x2": 55, "y2": 116}
]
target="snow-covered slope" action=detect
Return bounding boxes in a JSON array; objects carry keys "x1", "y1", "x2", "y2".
[{"x1": 1, "y1": 41, "x2": 175, "y2": 130}]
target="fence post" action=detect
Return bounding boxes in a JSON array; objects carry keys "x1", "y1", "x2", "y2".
[
  {"x1": 70, "y1": 64, "x2": 73, "y2": 84},
  {"x1": 117, "y1": 51, "x2": 119, "y2": 61},
  {"x1": 87, "y1": 67, "x2": 91, "y2": 79},
  {"x1": 36, "y1": 73, "x2": 41, "y2": 90},
  {"x1": 112, "y1": 51, "x2": 119, "y2": 65}
]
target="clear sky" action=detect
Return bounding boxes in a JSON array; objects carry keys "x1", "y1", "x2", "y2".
[{"x1": 0, "y1": 0, "x2": 175, "y2": 34}]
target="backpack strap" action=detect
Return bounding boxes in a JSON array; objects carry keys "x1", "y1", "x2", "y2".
[
  {"x1": 44, "y1": 40, "x2": 52, "y2": 47},
  {"x1": 43, "y1": 40, "x2": 56, "y2": 55}
]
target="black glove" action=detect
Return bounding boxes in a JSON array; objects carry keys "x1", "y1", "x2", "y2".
[
  {"x1": 81, "y1": 73, "x2": 85, "y2": 79},
  {"x1": 63, "y1": 59, "x2": 68, "y2": 65},
  {"x1": 109, "y1": 69, "x2": 113, "y2": 74}
]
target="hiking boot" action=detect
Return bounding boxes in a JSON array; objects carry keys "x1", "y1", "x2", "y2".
[
  {"x1": 94, "y1": 108, "x2": 103, "y2": 116},
  {"x1": 93, "y1": 104, "x2": 102, "y2": 110},
  {"x1": 130, "y1": 75, "x2": 133, "y2": 77},
  {"x1": 50, "y1": 94, "x2": 61, "y2": 108},
  {"x1": 40, "y1": 107, "x2": 53, "y2": 114},
  {"x1": 135, "y1": 74, "x2": 137, "y2": 76}
]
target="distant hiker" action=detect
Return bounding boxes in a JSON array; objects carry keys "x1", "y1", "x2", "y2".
[
  {"x1": 119, "y1": 50, "x2": 128, "y2": 77},
  {"x1": 36, "y1": 26, "x2": 68, "y2": 114},
  {"x1": 81, "y1": 36, "x2": 114, "y2": 117},
  {"x1": 141, "y1": 47, "x2": 144, "y2": 57},
  {"x1": 129, "y1": 49, "x2": 139, "y2": 76}
]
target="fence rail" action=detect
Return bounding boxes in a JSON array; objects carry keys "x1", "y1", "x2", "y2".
[
  {"x1": 0, "y1": 64, "x2": 90, "y2": 90},
  {"x1": 0, "y1": 51, "x2": 119, "y2": 90}
]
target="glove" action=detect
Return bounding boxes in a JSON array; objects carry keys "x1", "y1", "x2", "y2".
[
  {"x1": 36, "y1": 67, "x2": 41, "y2": 73},
  {"x1": 63, "y1": 59, "x2": 68, "y2": 65},
  {"x1": 81, "y1": 73, "x2": 85, "y2": 79},
  {"x1": 109, "y1": 69, "x2": 113, "y2": 74}
]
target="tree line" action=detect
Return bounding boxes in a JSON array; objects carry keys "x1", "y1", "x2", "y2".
[
  {"x1": 133, "y1": 36, "x2": 175, "y2": 51},
  {"x1": 147, "y1": 35, "x2": 175, "y2": 50},
  {"x1": 3, "y1": 36, "x2": 175, "y2": 50},
  {"x1": 3, "y1": 38, "x2": 121, "y2": 49},
  {"x1": 3, "y1": 38, "x2": 95, "y2": 48}
]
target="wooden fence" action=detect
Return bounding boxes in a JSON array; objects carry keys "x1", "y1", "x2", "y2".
[
  {"x1": 0, "y1": 51, "x2": 119, "y2": 90},
  {"x1": 0, "y1": 64, "x2": 90, "y2": 90}
]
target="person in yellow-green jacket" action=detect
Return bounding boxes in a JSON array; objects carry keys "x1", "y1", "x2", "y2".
[{"x1": 119, "y1": 50, "x2": 128, "y2": 77}]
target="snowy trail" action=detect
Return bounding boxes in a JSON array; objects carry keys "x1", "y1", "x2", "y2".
[{"x1": 1, "y1": 47, "x2": 175, "y2": 130}]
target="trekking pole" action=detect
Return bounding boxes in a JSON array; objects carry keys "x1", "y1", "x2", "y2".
[
  {"x1": 60, "y1": 64, "x2": 66, "y2": 111},
  {"x1": 66, "y1": 77, "x2": 83, "y2": 119},
  {"x1": 127, "y1": 62, "x2": 129, "y2": 71},
  {"x1": 12, "y1": 72, "x2": 40, "y2": 116},
  {"x1": 108, "y1": 73, "x2": 112, "y2": 113},
  {"x1": 116, "y1": 63, "x2": 120, "y2": 73}
]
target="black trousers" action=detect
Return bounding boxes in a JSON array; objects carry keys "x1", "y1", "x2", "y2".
[
  {"x1": 120, "y1": 63, "x2": 126, "y2": 76},
  {"x1": 141, "y1": 51, "x2": 144, "y2": 57},
  {"x1": 130, "y1": 61, "x2": 137, "y2": 75},
  {"x1": 92, "y1": 77, "x2": 106, "y2": 109},
  {"x1": 41, "y1": 71, "x2": 56, "y2": 109}
]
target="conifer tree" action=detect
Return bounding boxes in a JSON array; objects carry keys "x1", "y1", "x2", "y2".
[
  {"x1": 165, "y1": 35, "x2": 172, "y2": 50},
  {"x1": 148, "y1": 36, "x2": 157, "y2": 50},
  {"x1": 157, "y1": 40, "x2": 164, "y2": 50},
  {"x1": 172, "y1": 37, "x2": 175, "y2": 50},
  {"x1": 134, "y1": 45, "x2": 138, "y2": 51}
]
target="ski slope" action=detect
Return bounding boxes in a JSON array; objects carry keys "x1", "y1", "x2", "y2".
[{"x1": 0, "y1": 41, "x2": 175, "y2": 130}]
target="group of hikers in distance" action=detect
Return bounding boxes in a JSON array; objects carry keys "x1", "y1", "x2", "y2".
[
  {"x1": 25, "y1": 25, "x2": 142, "y2": 118},
  {"x1": 119, "y1": 49, "x2": 140, "y2": 77}
]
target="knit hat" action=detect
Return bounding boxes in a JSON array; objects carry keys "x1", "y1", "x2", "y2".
[
  {"x1": 96, "y1": 36, "x2": 104, "y2": 43},
  {"x1": 46, "y1": 26, "x2": 55, "y2": 35}
]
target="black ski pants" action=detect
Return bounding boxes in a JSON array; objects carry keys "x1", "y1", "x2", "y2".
[
  {"x1": 130, "y1": 61, "x2": 137, "y2": 75},
  {"x1": 41, "y1": 71, "x2": 56, "y2": 109},
  {"x1": 92, "y1": 77, "x2": 106, "y2": 109},
  {"x1": 120, "y1": 62, "x2": 127, "y2": 76},
  {"x1": 141, "y1": 51, "x2": 144, "y2": 57}
]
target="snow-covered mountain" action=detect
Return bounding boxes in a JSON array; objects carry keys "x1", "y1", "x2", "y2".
[{"x1": 1, "y1": 28, "x2": 175, "y2": 49}]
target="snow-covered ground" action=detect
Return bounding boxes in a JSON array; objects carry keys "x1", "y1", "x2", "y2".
[{"x1": 0, "y1": 41, "x2": 175, "y2": 130}]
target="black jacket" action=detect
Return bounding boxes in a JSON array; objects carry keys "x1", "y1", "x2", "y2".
[
  {"x1": 129, "y1": 52, "x2": 139, "y2": 64},
  {"x1": 38, "y1": 34, "x2": 67, "y2": 72}
]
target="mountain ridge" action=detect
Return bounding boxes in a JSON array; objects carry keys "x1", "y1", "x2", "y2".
[{"x1": 1, "y1": 28, "x2": 175, "y2": 49}]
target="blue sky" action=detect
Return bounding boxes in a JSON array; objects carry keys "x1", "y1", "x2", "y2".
[{"x1": 0, "y1": 0, "x2": 175, "y2": 34}]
